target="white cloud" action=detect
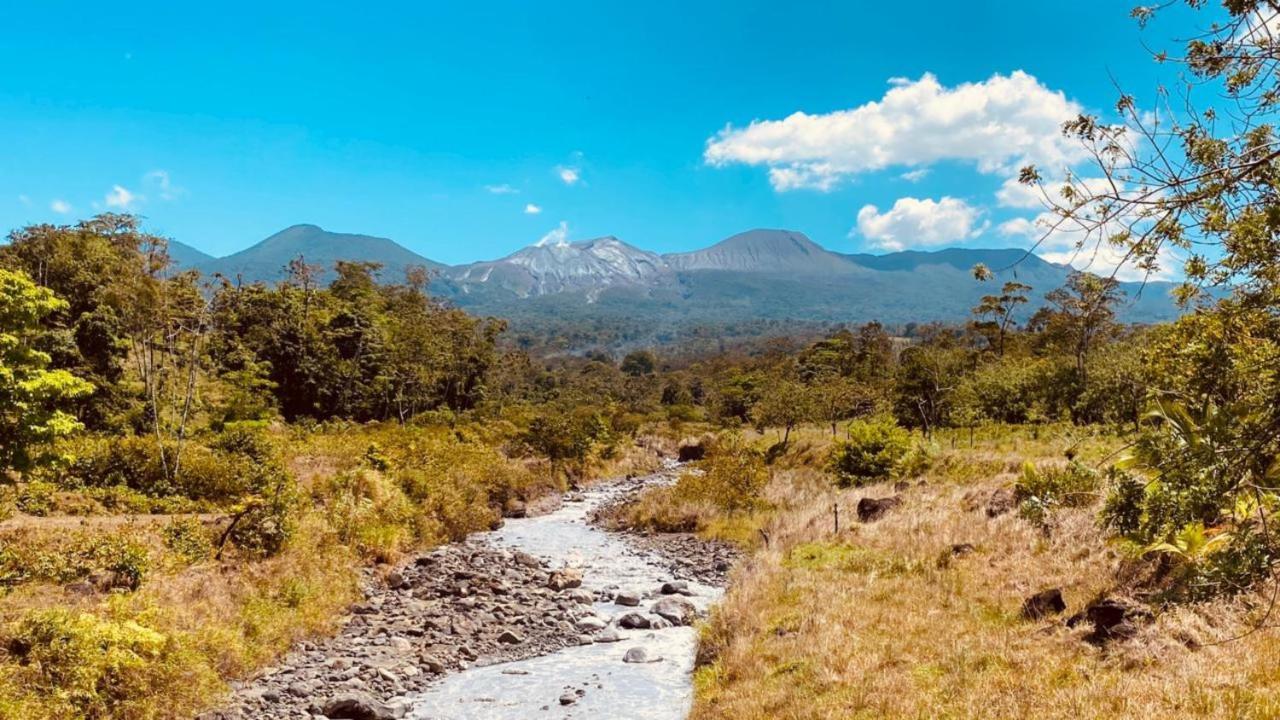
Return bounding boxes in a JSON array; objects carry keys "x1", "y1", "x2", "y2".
[
  {"x1": 524, "y1": 203, "x2": 542, "y2": 215},
  {"x1": 144, "y1": 170, "x2": 182, "y2": 201},
  {"x1": 705, "y1": 71, "x2": 1085, "y2": 191},
  {"x1": 997, "y1": 210, "x2": 1179, "y2": 281},
  {"x1": 534, "y1": 221, "x2": 570, "y2": 248},
  {"x1": 556, "y1": 166, "x2": 581, "y2": 185},
  {"x1": 50, "y1": 199, "x2": 72, "y2": 214},
  {"x1": 104, "y1": 184, "x2": 139, "y2": 209},
  {"x1": 486, "y1": 184, "x2": 518, "y2": 194},
  {"x1": 900, "y1": 169, "x2": 930, "y2": 183},
  {"x1": 854, "y1": 196, "x2": 987, "y2": 251},
  {"x1": 996, "y1": 175, "x2": 1114, "y2": 209}
]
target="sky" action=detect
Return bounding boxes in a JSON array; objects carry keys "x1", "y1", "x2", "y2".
[{"x1": 0, "y1": 1, "x2": 1211, "y2": 275}]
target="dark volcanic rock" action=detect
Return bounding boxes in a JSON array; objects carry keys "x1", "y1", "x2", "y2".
[
  {"x1": 1021, "y1": 588, "x2": 1067, "y2": 619},
  {"x1": 857, "y1": 495, "x2": 902, "y2": 522},
  {"x1": 1068, "y1": 597, "x2": 1151, "y2": 644}
]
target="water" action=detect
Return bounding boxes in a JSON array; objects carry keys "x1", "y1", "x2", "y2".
[{"x1": 408, "y1": 471, "x2": 719, "y2": 719}]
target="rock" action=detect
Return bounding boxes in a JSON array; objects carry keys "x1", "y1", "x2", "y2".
[
  {"x1": 386, "y1": 571, "x2": 408, "y2": 590},
  {"x1": 320, "y1": 693, "x2": 400, "y2": 720},
  {"x1": 566, "y1": 589, "x2": 594, "y2": 605},
  {"x1": 595, "y1": 628, "x2": 621, "y2": 643},
  {"x1": 650, "y1": 597, "x2": 697, "y2": 626},
  {"x1": 262, "y1": 689, "x2": 282, "y2": 703},
  {"x1": 949, "y1": 543, "x2": 976, "y2": 556},
  {"x1": 547, "y1": 569, "x2": 583, "y2": 591},
  {"x1": 660, "y1": 581, "x2": 691, "y2": 596},
  {"x1": 614, "y1": 591, "x2": 641, "y2": 607},
  {"x1": 513, "y1": 551, "x2": 541, "y2": 568},
  {"x1": 575, "y1": 616, "x2": 607, "y2": 632},
  {"x1": 497, "y1": 630, "x2": 524, "y2": 645},
  {"x1": 559, "y1": 692, "x2": 577, "y2": 706},
  {"x1": 388, "y1": 637, "x2": 412, "y2": 653},
  {"x1": 1021, "y1": 588, "x2": 1067, "y2": 620},
  {"x1": 505, "y1": 500, "x2": 528, "y2": 519},
  {"x1": 985, "y1": 488, "x2": 1018, "y2": 518},
  {"x1": 623, "y1": 646, "x2": 660, "y2": 663},
  {"x1": 1068, "y1": 597, "x2": 1150, "y2": 644},
  {"x1": 677, "y1": 444, "x2": 706, "y2": 462},
  {"x1": 617, "y1": 612, "x2": 651, "y2": 629},
  {"x1": 856, "y1": 496, "x2": 902, "y2": 522},
  {"x1": 420, "y1": 656, "x2": 445, "y2": 674}
]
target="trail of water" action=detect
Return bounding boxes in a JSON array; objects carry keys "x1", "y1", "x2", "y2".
[{"x1": 408, "y1": 473, "x2": 719, "y2": 719}]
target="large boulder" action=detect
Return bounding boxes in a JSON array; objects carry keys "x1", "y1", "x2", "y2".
[
  {"x1": 677, "y1": 444, "x2": 706, "y2": 462},
  {"x1": 857, "y1": 496, "x2": 902, "y2": 523},
  {"x1": 650, "y1": 597, "x2": 697, "y2": 626},
  {"x1": 321, "y1": 693, "x2": 401, "y2": 720},
  {"x1": 616, "y1": 612, "x2": 651, "y2": 629},
  {"x1": 547, "y1": 568, "x2": 583, "y2": 591},
  {"x1": 1021, "y1": 588, "x2": 1066, "y2": 620}
]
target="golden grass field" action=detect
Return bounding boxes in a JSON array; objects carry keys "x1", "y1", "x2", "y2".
[{"x1": 685, "y1": 425, "x2": 1280, "y2": 719}]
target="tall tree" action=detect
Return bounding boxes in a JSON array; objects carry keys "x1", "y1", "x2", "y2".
[{"x1": 0, "y1": 269, "x2": 94, "y2": 473}]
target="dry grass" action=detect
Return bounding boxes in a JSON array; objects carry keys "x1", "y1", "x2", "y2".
[{"x1": 692, "y1": 425, "x2": 1280, "y2": 720}]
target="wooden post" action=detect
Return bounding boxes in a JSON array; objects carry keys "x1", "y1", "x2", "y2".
[{"x1": 833, "y1": 503, "x2": 840, "y2": 535}]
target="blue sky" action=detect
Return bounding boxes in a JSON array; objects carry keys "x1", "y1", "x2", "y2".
[{"x1": 0, "y1": 1, "x2": 1206, "y2": 271}]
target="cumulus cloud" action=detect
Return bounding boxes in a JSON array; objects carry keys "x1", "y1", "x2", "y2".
[
  {"x1": 534, "y1": 221, "x2": 570, "y2": 248},
  {"x1": 854, "y1": 196, "x2": 987, "y2": 251},
  {"x1": 997, "y1": 210, "x2": 1180, "y2": 281},
  {"x1": 523, "y1": 203, "x2": 542, "y2": 215},
  {"x1": 50, "y1": 199, "x2": 72, "y2": 214},
  {"x1": 900, "y1": 169, "x2": 930, "y2": 183},
  {"x1": 556, "y1": 166, "x2": 581, "y2": 185},
  {"x1": 705, "y1": 71, "x2": 1085, "y2": 191},
  {"x1": 104, "y1": 184, "x2": 139, "y2": 209},
  {"x1": 486, "y1": 183, "x2": 518, "y2": 194}
]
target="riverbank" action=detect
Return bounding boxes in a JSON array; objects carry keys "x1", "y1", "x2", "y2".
[{"x1": 210, "y1": 466, "x2": 733, "y2": 719}]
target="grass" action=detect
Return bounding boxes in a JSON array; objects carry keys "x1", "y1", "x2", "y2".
[
  {"x1": 0, "y1": 419, "x2": 673, "y2": 719},
  {"x1": 690, "y1": 423, "x2": 1280, "y2": 720}
]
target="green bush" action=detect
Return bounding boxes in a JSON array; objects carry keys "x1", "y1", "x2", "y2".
[
  {"x1": 161, "y1": 517, "x2": 213, "y2": 564},
  {"x1": 1015, "y1": 461, "x2": 1100, "y2": 525},
  {"x1": 3, "y1": 609, "x2": 180, "y2": 719},
  {"x1": 15, "y1": 481, "x2": 57, "y2": 516},
  {"x1": 828, "y1": 417, "x2": 912, "y2": 487},
  {"x1": 677, "y1": 434, "x2": 769, "y2": 512}
]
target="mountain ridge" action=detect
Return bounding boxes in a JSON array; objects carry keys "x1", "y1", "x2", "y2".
[{"x1": 171, "y1": 225, "x2": 1184, "y2": 330}]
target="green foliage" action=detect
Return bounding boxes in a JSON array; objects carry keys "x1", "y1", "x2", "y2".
[
  {"x1": 161, "y1": 517, "x2": 213, "y2": 564},
  {"x1": 678, "y1": 434, "x2": 769, "y2": 512},
  {"x1": 1014, "y1": 460, "x2": 1100, "y2": 524},
  {"x1": 828, "y1": 417, "x2": 912, "y2": 487},
  {"x1": 0, "y1": 532, "x2": 150, "y2": 590},
  {"x1": 3, "y1": 609, "x2": 182, "y2": 719},
  {"x1": 0, "y1": 268, "x2": 94, "y2": 472}
]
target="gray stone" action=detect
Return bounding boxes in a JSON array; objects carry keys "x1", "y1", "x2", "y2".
[
  {"x1": 320, "y1": 693, "x2": 400, "y2": 720},
  {"x1": 650, "y1": 597, "x2": 697, "y2": 626}
]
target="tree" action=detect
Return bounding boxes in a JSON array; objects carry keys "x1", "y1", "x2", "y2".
[
  {"x1": 750, "y1": 377, "x2": 815, "y2": 446},
  {"x1": 971, "y1": 281, "x2": 1031, "y2": 357},
  {"x1": 0, "y1": 269, "x2": 94, "y2": 472},
  {"x1": 620, "y1": 349, "x2": 657, "y2": 377},
  {"x1": 1033, "y1": 272, "x2": 1121, "y2": 390},
  {"x1": 1027, "y1": 1, "x2": 1280, "y2": 597}
]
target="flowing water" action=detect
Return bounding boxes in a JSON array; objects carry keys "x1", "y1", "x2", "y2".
[{"x1": 408, "y1": 470, "x2": 719, "y2": 719}]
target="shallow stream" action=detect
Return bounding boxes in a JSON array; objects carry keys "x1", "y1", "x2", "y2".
[{"x1": 408, "y1": 472, "x2": 719, "y2": 719}]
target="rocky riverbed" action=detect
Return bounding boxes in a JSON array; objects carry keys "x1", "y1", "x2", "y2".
[{"x1": 206, "y1": 468, "x2": 733, "y2": 720}]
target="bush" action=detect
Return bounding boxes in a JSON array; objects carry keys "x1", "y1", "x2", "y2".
[
  {"x1": 161, "y1": 517, "x2": 212, "y2": 564},
  {"x1": 3, "y1": 609, "x2": 179, "y2": 719},
  {"x1": 15, "y1": 481, "x2": 56, "y2": 516},
  {"x1": 678, "y1": 434, "x2": 769, "y2": 512},
  {"x1": 1015, "y1": 461, "x2": 1100, "y2": 525},
  {"x1": 828, "y1": 417, "x2": 912, "y2": 487}
]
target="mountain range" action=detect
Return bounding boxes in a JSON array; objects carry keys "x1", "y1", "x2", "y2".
[{"x1": 174, "y1": 224, "x2": 1184, "y2": 332}]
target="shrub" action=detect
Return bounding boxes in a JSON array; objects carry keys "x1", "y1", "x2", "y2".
[
  {"x1": 15, "y1": 481, "x2": 56, "y2": 516},
  {"x1": 677, "y1": 434, "x2": 768, "y2": 512},
  {"x1": 161, "y1": 517, "x2": 212, "y2": 564},
  {"x1": 1015, "y1": 461, "x2": 1100, "y2": 525},
  {"x1": 3, "y1": 610, "x2": 176, "y2": 718},
  {"x1": 828, "y1": 417, "x2": 912, "y2": 487}
]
